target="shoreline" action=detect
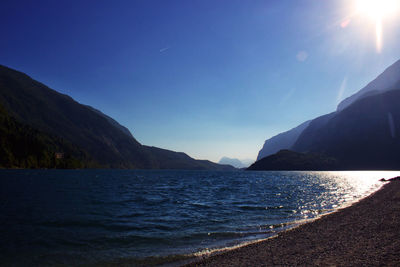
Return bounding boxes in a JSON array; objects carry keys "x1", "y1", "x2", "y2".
[{"x1": 183, "y1": 177, "x2": 400, "y2": 266}]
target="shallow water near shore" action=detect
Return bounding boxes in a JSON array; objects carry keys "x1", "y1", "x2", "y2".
[{"x1": 0, "y1": 170, "x2": 398, "y2": 266}]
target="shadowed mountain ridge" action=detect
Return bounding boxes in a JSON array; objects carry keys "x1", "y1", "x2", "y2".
[
  {"x1": 0, "y1": 64, "x2": 234, "y2": 170},
  {"x1": 249, "y1": 88, "x2": 400, "y2": 170}
]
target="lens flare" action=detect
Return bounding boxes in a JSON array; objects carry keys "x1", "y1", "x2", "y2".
[
  {"x1": 355, "y1": 0, "x2": 399, "y2": 53},
  {"x1": 375, "y1": 19, "x2": 382, "y2": 53}
]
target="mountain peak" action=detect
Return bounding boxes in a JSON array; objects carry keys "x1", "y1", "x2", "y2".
[
  {"x1": 337, "y1": 59, "x2": 400, "y2": 111},
  {"x1": 219, "y1": 157, "x2": 253, "y2": 168}
]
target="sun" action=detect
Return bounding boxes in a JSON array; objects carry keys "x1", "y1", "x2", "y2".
[
  {"x1": 355, "y1": 0, "x2": 399, "y2": 53},
  {"x1": 356, "y1": 0, "x2": 399, "y2": 19}
]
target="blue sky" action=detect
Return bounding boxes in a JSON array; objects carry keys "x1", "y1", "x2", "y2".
[{"x1": 1, "y1": 0, "x2": 400, "y2": 162}]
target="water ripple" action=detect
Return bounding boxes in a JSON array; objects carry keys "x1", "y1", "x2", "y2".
[{"x1": 0, "y1": 169, "x2": 398, "y2": 266}]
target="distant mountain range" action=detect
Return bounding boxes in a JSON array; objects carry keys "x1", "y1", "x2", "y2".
[
  {"x1": 0, "y1": 65, "x2": 235, "y2": 170},
  {"x1": 251, "y1": 60, "x2": 400, "y2": 170},
  {"x1": 218, "y1": 157, "x2": 254, "y2": 168}
]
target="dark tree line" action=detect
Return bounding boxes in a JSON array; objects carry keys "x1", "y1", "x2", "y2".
[{"x1": 0, "y1": 104, "x2": 97, "y2": 169}]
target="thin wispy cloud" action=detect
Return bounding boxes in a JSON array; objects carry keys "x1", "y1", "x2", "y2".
[
  {"x1": 159, "y1": 46, "x2": 171, "y2": 53},
  {"x1": 280, "y1": 87, "x2": 296, "y2": 105}
]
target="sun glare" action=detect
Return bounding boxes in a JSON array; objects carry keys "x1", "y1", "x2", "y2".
[
  {"x1": 356, "y1": 0, "x2": 398, "y2": 19},
  {"x1": 355, "y1": 0, "x2": 399, "y2": 53}
]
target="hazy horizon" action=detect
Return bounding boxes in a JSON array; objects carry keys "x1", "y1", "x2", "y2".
[{"x1": 2, "y1": 0, "x2": 400, "y2": 162}]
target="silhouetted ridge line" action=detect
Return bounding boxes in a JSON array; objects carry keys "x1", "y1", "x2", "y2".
[{"x1": 0, "y1": 64, "x2": 235, "y2": 170}]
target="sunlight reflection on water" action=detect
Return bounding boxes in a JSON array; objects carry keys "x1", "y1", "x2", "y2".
[{"x1": 306, "y1": 171, "x2": 400, "y2": 212}]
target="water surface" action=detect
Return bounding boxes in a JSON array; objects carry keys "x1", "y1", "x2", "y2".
[{"x1": 0, "y1": 170, "x2": 397, "y2": 266}]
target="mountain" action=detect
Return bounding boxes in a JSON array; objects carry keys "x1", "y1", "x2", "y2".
[
  {"x1": 252, "y1": 59, "x2": 400, "y2": 170},
  {"x1": 86, "y1": 106, "x2": 134, "y2": 138},
  {"x1": 292, "y1": 89, "x2": 400, "y2": 169},
  {"x1": 256, "y1": 60, "x2": 400, "y2": 162},
  {"x1": 144, "y1": 146, "x2": 235, "y2": 170},
  {"x1": 290, "y1": 112, "x2": 335, "y2": 153},
  {"x1": 0, "y1": 65, "x2": 149, "y2": 168},
  {"x1": 248, "y1": 150, "x2": 338, "y2": 171},
  {"x1": 0, "y1": 102, "x2": 92, "y2": 169},
  {"x1": 250, "y1": 89, "x2": 400, "y2": 170},
  {"x1": 219, "y1": 157, "x2": 253, "y2": 168},
  {"x1": 337, "y1": 59, "x2": 400, "y2": 111},
  {"x1": 0, "y1": 65, "x2": 234, "y2": 170},
  {"x1": 256, "y1": 120, "x2": 310, "y2": 160},
  {"x1": 241, "y1": 159, "x2": 255, "y2": 167}
]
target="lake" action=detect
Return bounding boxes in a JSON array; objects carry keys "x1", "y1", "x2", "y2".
[{"x1": 0, "y1": 170, "x2": 398, "y2": 266}]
